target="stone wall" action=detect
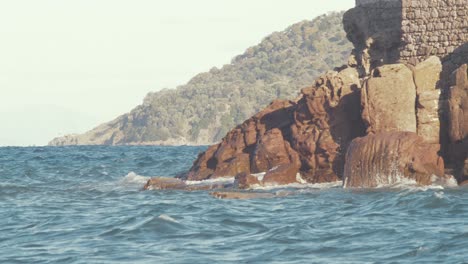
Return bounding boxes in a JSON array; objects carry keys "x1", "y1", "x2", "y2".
[
  {"x1": 401, "y1": 0, "x2": 468, "y2": 65},
  {"x1": 344, "y1": 0, "x2": 468, "y2": 75},
  {"x1": 356, "y1": 0, "x2": 399, "y2": 6}
]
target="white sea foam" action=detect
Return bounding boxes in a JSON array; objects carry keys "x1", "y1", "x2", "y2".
[
  {"x1": 251, "y1": 181, "x2": 342, "y2": 191},
  {"x1": 375, "y1": 174, "x2": 458, "y2": 191},
  {"x1": 434, "y1": 191, "x2": 445, "y2": 199},
  {"x1": 158, "y1": 214, "x2": 179, "y2": 223},
  {"x1": 251, "y1": 172, "x2": 266, "y2": 181},
  {"x1": 375, "y1": 177, "x2": 419, "y2": 189},
  {"x1": 185, "y1": 177, "x2": 235, "y2": 186},
  {"x1": 431, "y1": 174, "x2": 458, "y2": 188},
  {"x1": 121, "y1": 172, "x2": 151, "y2": 185},
  {"x1": 296, "y1": 173, "x2": 308, "y2": 184}
]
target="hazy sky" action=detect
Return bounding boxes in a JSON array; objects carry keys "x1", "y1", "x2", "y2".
[{"x1": 0, "y1": 0, "x2": 354, "y2": 146}]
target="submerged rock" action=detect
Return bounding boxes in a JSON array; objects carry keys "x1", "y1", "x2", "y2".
[
  {"x1": 143, "y1": 177, "x2": 187, "y2": 190},
  {"x1": 210, "y1": 191, "x2": 277, "y2": 200},
  {"x1": 342, "y1": 132, "x2": 454, "y2": 188},
  {"x1": 143, "y1": 177, "x2": 230, "y2": 191}
]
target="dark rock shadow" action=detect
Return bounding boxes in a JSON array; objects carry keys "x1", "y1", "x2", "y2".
[
  {"x1": 343, "y1": 1, "x2": 403, "y2": 74},
  {"x1": 438, "y1": 43, "x2": 468, "y2": 168},
  {"x1": 328, "y1": 88, "x2": 367, "y2": 178},
  {"x1": 438, "y1": 43, "x2": 468, "y2": 181}
]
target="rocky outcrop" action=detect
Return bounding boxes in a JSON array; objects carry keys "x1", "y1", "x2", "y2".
[
  {"x1": 173, "y1": 67, "x2": 365, "y2": 189},
  {"x1": 361, "y1": 64, "x2": 417, "y2": 134},
  {"x1": 290, "y1": 68, "x2": 365, "y2": 183},
  {"x1": 144, "y1": 55, "x2": 464, "y2": 192},
  {"x1": 414, "y1": 56, "x2": 442, "y2": 144},
  {"x1": 143, "y1": 177, "x2": 187, "y2": 190},
  {"x1": 142, "y1": 1, "x2": 467, "y2": 192},
  {"x1": 448, "y1": 64, "x2": 468, "y2": 182},
  {"x1": 145, "y1": 56, "x2": 463, "y2": 190},
  {"x1": 143, "y1": 177, "x2": 232, "y2": 191},
  {"x1": 343, "y1": 132, "x2": 455, "y2": 188},
  {"x1": 185, "y1": 99, "x2": 296, "y2": 182}
]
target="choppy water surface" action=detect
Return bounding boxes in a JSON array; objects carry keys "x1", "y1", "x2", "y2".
[{"x1": 0, "y1": 146, "x2": 467, "y2": 263}]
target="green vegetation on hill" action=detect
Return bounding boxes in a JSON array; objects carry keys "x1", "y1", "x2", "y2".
[{"x1": 49, "y1": 11, "x2": 352, "y2": 146}]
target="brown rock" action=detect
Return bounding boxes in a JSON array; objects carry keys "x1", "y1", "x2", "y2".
[
  {"x1": 299, "y1": 170, "x2": 340, "y2": 184},
  {"x1": 252, "y1": 129, "x2": 295, "y2": 173},
  {"x1": 235, "y1": 172, "x2": 261, "y2": 189},
  {"x1": 183, "y1": 100, "x2": 295, "y2": 181},
  {"x1": 343, "y1": 132, "x2": 450, "y2": 188},
  {"x1": 291, "y1": 68, "x2": 365, "y2": 181},
  {"x1": 143, "y1": 177, "x2": 187, "y2": 190},
  {"x1": 185, "y1": 145, "x2": 218, "y2": 181},
  {"x1": 210, "y1": 191, "x2": 277, "y2": 200},
  {"x1": 263, "y1": 163, "x2": 300, "y2": 186},
  {"x1": 460, "y1": 180, "x2": 468, "y2": 187},
  {"x1": 184, "y1": 67, "x2": 365, "y2": 185},
  {"x1": 236, "y1": 140, "x2": 302, "y2": 188},
  {"x1": 214, "y1": 153, "x2": 251, "y2": 178},
  {"x1": 143, "y1": 177, "x2": 231, "y2": 191},
  {"x1": 361, "y1": 64, "x2": 417, "y2": 134}
]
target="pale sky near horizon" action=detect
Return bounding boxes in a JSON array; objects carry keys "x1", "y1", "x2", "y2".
[{"x1": 0, "y1": 0, "x2": 354, "y2": 146}]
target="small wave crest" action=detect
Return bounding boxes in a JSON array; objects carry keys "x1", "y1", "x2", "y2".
[
  {"x1": 120, "y1": 172, "x2": 151, "y2": 185},
  {"x1": 375, "y1": 177, "x2": 419, "y2": 189},
  {"x1": 158, "y1": 214, "x2": 179, "y2": 223},
  {"x1": 434, "y1": 191, "x2": 445, "y2": 199},
  {"x1": 251, "y1": 181, "x2": 342, "y2": 191},
  {"x1": 358, "y1": 173, "x2": 457, "y2": 191}
]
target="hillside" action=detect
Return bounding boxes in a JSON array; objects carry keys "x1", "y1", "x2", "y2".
[{"x1": 49, "y1": 11, "x2": 352, "y2": 146}]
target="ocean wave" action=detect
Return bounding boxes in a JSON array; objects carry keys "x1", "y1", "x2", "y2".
[
  {"x1": 120, "y1": 172, "x2": 151, "y2": 185},
  {"x1": 1, "y1": 146, "x2": 467, "y2": 263},
  {"x1": 158, "y1": 214, "x2": 179, "y2": 223}
]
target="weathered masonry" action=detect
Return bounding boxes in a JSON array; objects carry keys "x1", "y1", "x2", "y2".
[{"x1": 344, "y1": 0, "x2": 468, "y2": 74}]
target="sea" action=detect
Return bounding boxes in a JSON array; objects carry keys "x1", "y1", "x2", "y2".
[{"x1": 0, "y1": 146, "x2": 467, "y2": 263}]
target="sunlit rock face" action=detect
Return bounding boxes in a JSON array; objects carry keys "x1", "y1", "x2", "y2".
[
  {"x1": 361, "y1": 64, "x2": 417, "y2": 134},
  {"x1": 342, "y1": 132, "x2": 455, "y2": 188},
  {"x1": 414, "y1": 56, "x2": 443, "y2": 144},
  {"x1": 182, "y1": 66, "x2": 365, "y2": 186}
]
